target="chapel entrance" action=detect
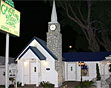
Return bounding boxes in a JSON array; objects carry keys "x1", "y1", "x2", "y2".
[
  {"x1": 23, "y1": 59, "x2": 38, "y2": 84},
  {"x1": 30, "y1": 62, "x2": 37, "y2": 84},
  {"x1": 67, "y1": 63, "x2": 76, "y2": 81}
]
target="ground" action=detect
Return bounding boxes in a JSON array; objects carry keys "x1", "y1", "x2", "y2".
[{"x1": 0, "y1": 81, "x2": 111, "y2": 88}]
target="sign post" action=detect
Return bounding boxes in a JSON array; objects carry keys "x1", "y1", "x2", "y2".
[
  {"x1": 78, "y1": 62, "x2": 85, "y2": 82},
  {"x1": 0, "y1": 0, "x2": 20, "y2": 88},
  {"x1": 5, "y1": 33, "x2": 9, "y2": 88}
]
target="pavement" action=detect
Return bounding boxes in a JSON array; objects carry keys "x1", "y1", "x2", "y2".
[
  {"x1": 60, "y1": 81, "x2": 80, "y2": 88},
  {"x1": 20, "y1": 81, "x2": 80, "y2": 88},
  {"x1": 19, "y1": 82, "x2": 111, "y2": 88}
]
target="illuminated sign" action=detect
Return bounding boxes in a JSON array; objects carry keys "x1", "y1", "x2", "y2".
[{"x1": 0, "y1": 0, "x2": 20, "y2": 36}]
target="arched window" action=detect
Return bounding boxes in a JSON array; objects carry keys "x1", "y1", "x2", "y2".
[{"x1": 82, "y1": 64, "x2": 89, "y2": 76}]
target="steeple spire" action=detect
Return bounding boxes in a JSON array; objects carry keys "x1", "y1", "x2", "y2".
[{"x1": 51, "y1": 0, "x2": 58, "y2": 22}]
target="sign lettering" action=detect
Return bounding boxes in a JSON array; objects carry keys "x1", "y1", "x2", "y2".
[{"x1": 0, "y1": 0, "x2": 20, "y2": 36}]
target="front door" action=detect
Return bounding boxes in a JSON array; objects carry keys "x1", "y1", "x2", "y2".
[
  {"x1": 30, "y1": 62, "x2": 37, "y2": 84},
  {"x1": 68, "y1": 63, "x2": 76, "y2": 81}
]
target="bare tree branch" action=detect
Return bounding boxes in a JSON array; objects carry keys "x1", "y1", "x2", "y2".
[
  {"x1": 65, "y1": 3, "x2": 78, "y2": 23},
  {"x1": 78, "y1": 6, "x2": 86, "y2": 24},
  {"x1": 101, "y1": 32, "x2": 111, "y2": 51},
  {"x1": 81, "y1": 28, "x2": 89, "y2": 41},
  {"x1": 91, "y1": 21, "x2": 104, "y2": 26},
  {"x1": 59, "y1": 1, "x2": 66, "y2": 10},
  {"x1": 87, "y1": 0, "x2": 91, "y2": 26},
  {"x1": 68, "y1": 4, "x2": 87, "y2": 29}
]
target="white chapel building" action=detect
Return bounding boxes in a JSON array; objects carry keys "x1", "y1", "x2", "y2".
[{"x1": 15, "y1": 0, "x2": 111, "y2": 87}]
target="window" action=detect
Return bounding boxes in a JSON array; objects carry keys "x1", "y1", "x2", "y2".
[
  {"x1": 81, "y1": 64, "x2": 89, "y2": 76},
  {"x1": 34, "y1": 67, "x2": 36, "y2": 72},
  {"x1": 71, "y1": 66, "x2": 73, "y2": 71},
  {"x1": 9, "y1": 70, "x2": 11, "y2": 73}
]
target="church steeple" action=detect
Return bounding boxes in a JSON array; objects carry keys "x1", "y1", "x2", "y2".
[
  {"x1": 47, "y1": 0, "x2": 61, "y2": 59},
  {"x1": 47, "y1": 0, "x2": 63, "y2": 85},
  {"x1": 51, "y1": 0, "x2": 58, "y2": 23}
]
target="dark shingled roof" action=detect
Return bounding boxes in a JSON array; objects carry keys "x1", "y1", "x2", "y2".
[
  {"x1": 30, "y1": 46, "x2": 46, "y2": 60},
  {"x1": 62, "y1": 52, "x2": 111, "y2": 62},
  {"x1": 19, "y1": 46, "x2": 46, "y2": 60},
  {"x1": 16, "y1": 36, "x2": 57, "y2": 60},
  {"x1": 34, "y1": 37, "x2": 57, "y2": 60}
]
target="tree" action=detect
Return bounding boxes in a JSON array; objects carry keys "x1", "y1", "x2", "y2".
[
  {"x1": 97, "y1": 30, "x2": 111, "y2": 51},
  {"x1": 46, "y1": 0, "x2": 111, "y2": 52}
]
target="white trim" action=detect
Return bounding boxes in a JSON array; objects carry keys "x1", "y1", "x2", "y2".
[{"x1": 22, "y1": 60, "x2": 24, "y2": 86}]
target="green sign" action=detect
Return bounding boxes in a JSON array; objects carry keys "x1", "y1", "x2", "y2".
[
  {"x1": 0, "y1": 0, "x2": 20, "y2": 36},
  {"x1": 5, "y1": 0, "x2": 14, "y2": 8}
]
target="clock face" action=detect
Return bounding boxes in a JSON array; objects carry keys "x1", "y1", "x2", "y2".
[{"x1": 50, "y1": 24, "x2": 56, "y2": 30}]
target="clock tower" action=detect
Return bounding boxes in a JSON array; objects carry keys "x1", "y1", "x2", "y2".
[{"x1": 47, "y1": 0, "x2": 63, "y2": 86}]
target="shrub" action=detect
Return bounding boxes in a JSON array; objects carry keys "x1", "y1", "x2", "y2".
[
  {"x1": 9, "y1": 78, "x2": 15, "y2": 84},
  {"x1": 39, "y1": 81, "x2": 54, "y2": 88},
  {"x1": 75, "y1": 81, "x2": 93, "y2": 88},
  {"x1": 17, "y1": 82, "x2": 22, "y2": 87},
  {"x1": 9, "y1": 84, "x2": 14, "y2": 88},
  {"x1": 75, "y1": 85, "x2": 81, "y2": 88},
  {"x1": 0, "y1": 85, "x2": 5, "y2": 88}
]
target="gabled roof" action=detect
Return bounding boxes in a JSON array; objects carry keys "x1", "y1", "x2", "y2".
[
  {"x1": 19, "y1": 46, "x2": 46, "y2": 60},
  {"x1": 62, "y1": 52, "x2": 111, "y2": 62},
  {"x1": 16, "y1": 36, "x2": 57, "y2": 60},
  {"x1": 34, "y1": 37, "x2": 57, "y2": 60}
]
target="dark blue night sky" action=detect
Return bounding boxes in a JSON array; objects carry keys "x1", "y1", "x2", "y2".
[{"x1": 0, "y1": 1, "x2": 75, "y2": 57}]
